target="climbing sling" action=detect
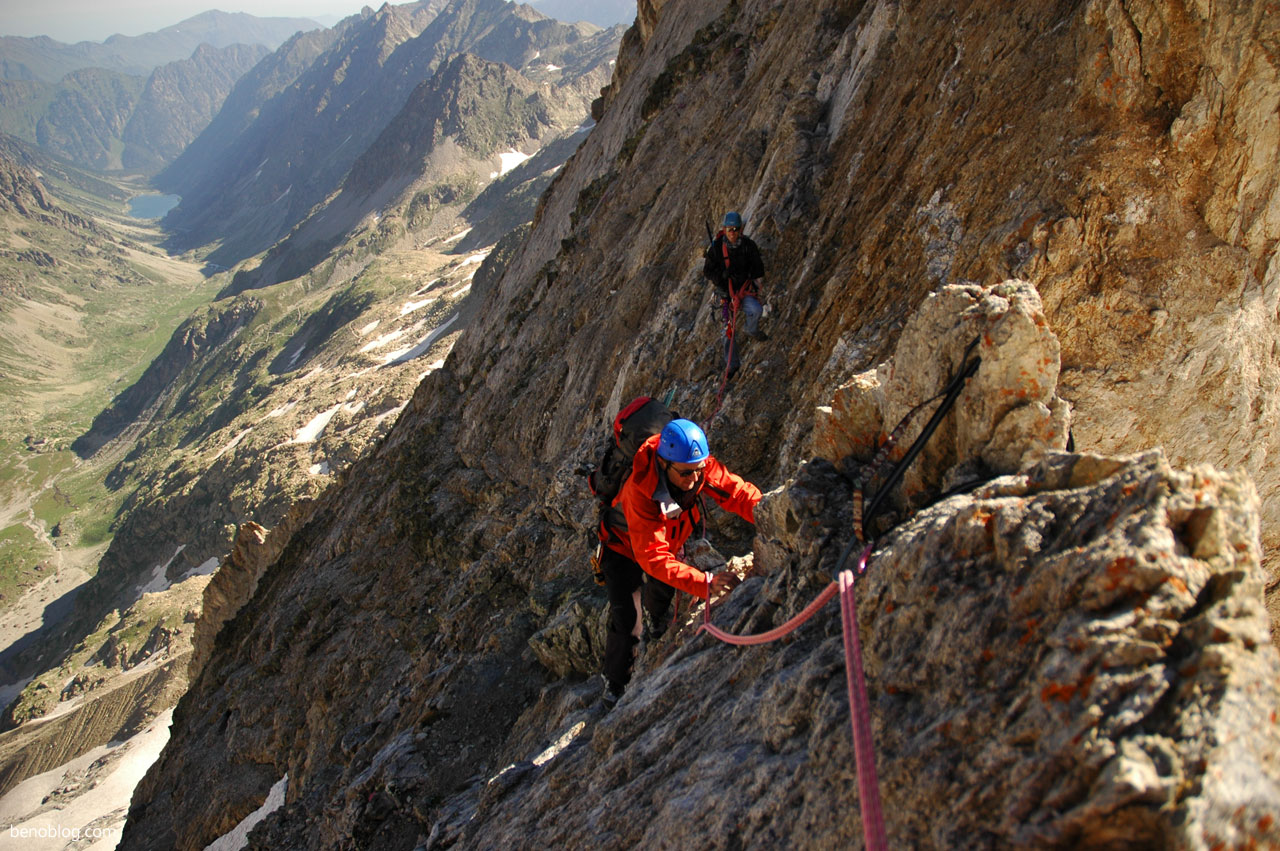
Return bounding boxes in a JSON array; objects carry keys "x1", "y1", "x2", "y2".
[{"x1": 853, "y1": 335, "x2": 982, "y2": 542}]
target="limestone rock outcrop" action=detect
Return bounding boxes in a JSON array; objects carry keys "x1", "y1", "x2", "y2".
[
  {"x1": 813, "y1": 280, "x2": 1071, "y2": 505},
  {"x1": 431, "y1": 448, "x2": 1280, "y2": 849}
]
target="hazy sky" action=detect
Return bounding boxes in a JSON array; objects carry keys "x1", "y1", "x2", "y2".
[{"x1": 2, "y1": 2, "x2": 369, "y2": 43}]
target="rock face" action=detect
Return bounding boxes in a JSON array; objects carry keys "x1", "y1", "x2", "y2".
[
  {"x1": 432, "y1": 448, "x2": 1279, "y2": 850},
  {"x1": 188, "y1": 499, "x2": 317, "y2": 682},
  {"x1": 812, "y1": 281, "x2": 1071, "y2": 506},
  {"x1": 0, "y1": 156, "x2": 59, "y2": 218},
  {"x1": 120, "y1": 0, "x2": 1280, "y2": 849},
  {"x1": 861, "y1": 451, "x2": 1275, "y2": 849},
  {"x1": 465, "y1": 282, "x2": 1280, "y2": 848}
]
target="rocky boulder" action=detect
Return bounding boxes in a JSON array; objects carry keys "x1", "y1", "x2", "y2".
[{"x1": 813, "y1": 280, "x2": 1072, "y2": 506}]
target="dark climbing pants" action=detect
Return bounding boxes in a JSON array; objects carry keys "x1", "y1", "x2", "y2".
[{"x1": 600, "y1": 546, "x2": 676, "y2": 692}]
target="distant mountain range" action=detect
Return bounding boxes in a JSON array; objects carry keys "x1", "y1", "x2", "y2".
[
  {"x1": 0, "y1": 10, "x2": 323, "y2": 82},
  {"x1": 0, "y1": 3, "x2": 635, "y2": 177},
  {"x1": 0, "y1": 43, "x2": 270, "y2": 173},
  {"x1": 159, "y1": 0, "x2": 622, "y2": 267},
  {"x1": 0, "y1": 10, "x2": 338, "y2": 175},
  {"x1": 0, "y1": 3, "x2": 634, "y2": 85}
]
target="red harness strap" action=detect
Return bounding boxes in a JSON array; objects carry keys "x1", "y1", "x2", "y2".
[{"x1": 720, "y1": 235, "x2": 756, "y2": 302}]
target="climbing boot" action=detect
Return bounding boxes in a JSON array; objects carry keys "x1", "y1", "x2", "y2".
[{"x1": 601, "y1": 677, "x2": 625, "y2": 710}]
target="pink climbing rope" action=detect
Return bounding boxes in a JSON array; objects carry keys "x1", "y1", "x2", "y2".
[
  {"x1": 697, "y1": 543, "x2": 887, "y2": 849},
  {"x1": 839, "y1": 553, "x2": 887, "y2": 851},
  {"x1": 697, "y1": 578, "x2": 839, "y2": 645}
]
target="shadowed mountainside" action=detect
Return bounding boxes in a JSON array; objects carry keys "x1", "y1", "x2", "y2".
[
  {"x1": 218, "y1": 40, "x2": 616, "y2": 299},
  {"x1": 0, "y1": 43, "x2": 271, "y2": 173},
  {"x1": 157, "y1": 0, "x2": 609, "y2": 268}
]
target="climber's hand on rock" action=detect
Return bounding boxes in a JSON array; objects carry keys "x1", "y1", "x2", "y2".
[{"x1": 709, "y1": 571, "x2": 741, "y2": 597}]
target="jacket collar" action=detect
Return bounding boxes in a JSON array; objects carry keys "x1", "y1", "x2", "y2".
[
  {"x1": 652, "y1": 468, "x2": 682, "y2": 519},
  {"x1": 636, "y1": 434, "x2": 701, "y2": 519}
]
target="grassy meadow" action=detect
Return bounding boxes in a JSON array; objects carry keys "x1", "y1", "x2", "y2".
[{"x1": 0, "y1": 176, "x2": 221, "y2": 611}]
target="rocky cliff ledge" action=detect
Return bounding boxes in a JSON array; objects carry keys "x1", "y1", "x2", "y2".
[
  {"x1": 187, "y1": 498, "x2": 317, "y2": 683},
  {"x1": 437, "y1": 441, "x2": 1277, "y2": 850},
  {"x1": 122, "y1": 0, "x2": 1280, "y2": 848}
]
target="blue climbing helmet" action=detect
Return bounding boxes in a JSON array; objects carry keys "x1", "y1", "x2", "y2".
[
  {"x1": 656, "y1": 419, "x2": 710, "y2": 464},
  {"x1": 722, "y1": 211, "x2": 743, "y2": 230}
]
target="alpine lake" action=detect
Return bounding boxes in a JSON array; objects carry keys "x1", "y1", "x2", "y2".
[{"x1": 127, "y1": 193, "x2": 181, "y2": 220}]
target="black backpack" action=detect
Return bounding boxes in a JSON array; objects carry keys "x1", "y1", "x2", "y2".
[{"x1": 585, "y1": 396, "x2": 673, "y2": 582}]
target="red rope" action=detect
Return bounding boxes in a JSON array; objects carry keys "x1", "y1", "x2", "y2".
[
  {"x1": 840, "y1": 555, "x2": 887, "y2": 851},
  {"x1": 698, "y1": 579, "x2": 838, "y2": 645},
  {"x1": 697, "y1": 544, "x2": 887, "y2": 847}
]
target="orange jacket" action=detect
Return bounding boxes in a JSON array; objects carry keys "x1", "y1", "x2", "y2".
[{"x1": 607, "y1": 433, "x2": 761, "y2": 598}]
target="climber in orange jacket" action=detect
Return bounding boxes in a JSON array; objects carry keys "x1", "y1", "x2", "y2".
[{"x1": 598, "y1": 418, "x2": 761, "y2": 706}]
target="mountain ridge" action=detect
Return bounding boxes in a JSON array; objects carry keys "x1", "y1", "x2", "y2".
[
  {"x1": 154, "y1": 25, "x2": 347, "y2": 198},
  {"x1": 0, "y1": 11, "x2": 323, "y2": 83},
  {"x1": 117, "y1": 0, "x2": 1280, "y2": 846},
  {"x1": 120, "y1": 42, "x2": 271, "y2": 173},
  {"x1": 219, "y1": 33, "x2": 617, "y2": 298},
  {"x1": 160, "y1": 0, "x2": 612, "y2": 268},
  {"x1": 0, "y1": 42, "x2": 271, "y2": 173}
]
